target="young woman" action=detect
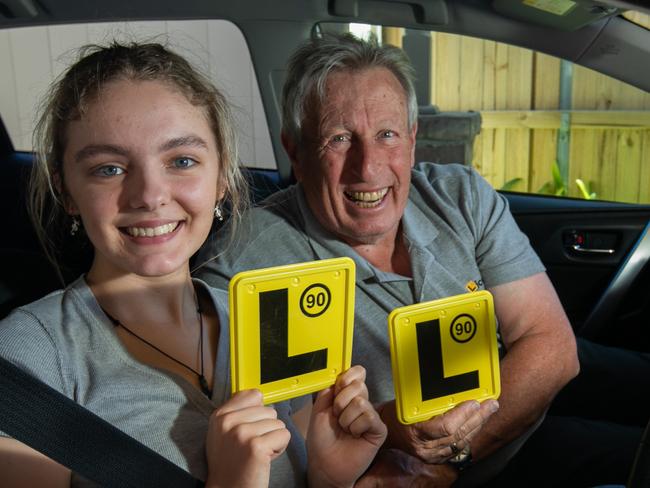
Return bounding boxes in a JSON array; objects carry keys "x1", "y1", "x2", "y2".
[{"x1": 0, "y1": 42, "x2": 386, "y2": 487}]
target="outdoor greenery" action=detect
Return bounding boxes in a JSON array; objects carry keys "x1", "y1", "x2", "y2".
[{"x1": 501, "y1": 161, "x2": 597, "y2": 199}]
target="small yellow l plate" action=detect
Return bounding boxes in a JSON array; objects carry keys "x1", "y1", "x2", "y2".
[
  {"x1": 230, "y1": 257, "x2": 355, "y2": 404},
  {"x1": 388, "y1": 291, "x2": 501, "y2": 424}
]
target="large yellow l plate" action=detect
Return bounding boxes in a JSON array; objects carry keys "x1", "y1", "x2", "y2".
[
  {"x1": 388, "y1": 291, "x2": 501, "y2": 424},
  {"x1": 230, "y1": 257, "x2": 355, "y2": 404}
]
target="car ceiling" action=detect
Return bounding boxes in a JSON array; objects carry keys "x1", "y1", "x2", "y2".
[{"x1": 1, "y1": 0, "x2": 648, "y2": 87}]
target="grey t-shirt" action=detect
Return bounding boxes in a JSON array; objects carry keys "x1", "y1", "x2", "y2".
[
  {"x1": 0, "y1": 276, "x2": 306, "y2": 487},
  {"x1": 197, "y1": 162, "x2": 545, "y2": 403}
]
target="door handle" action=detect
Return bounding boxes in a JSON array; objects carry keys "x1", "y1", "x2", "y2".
[
  {"x1": 570, "y1": 244, "x2": 615, "y2": 254},
  {"x1": 564, "y1": 230, "x2": 619, "y2": 256}
]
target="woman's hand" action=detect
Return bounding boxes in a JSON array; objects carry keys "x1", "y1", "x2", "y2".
[
  {"x1": 307, "y1": 365, "x2": 387, "y2": 488},
  {"x1": 205, "y1": 389, "x2": 291, "y2": 488}
]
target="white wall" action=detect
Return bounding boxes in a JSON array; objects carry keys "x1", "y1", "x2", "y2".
[{"x1": 0, "y1": 19, "x2": 276, "y2": 168}]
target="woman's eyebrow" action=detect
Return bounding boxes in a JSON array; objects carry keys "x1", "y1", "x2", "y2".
[
  {"x1": 73, "y1": 136, "x2": 209, "y2": 163},
  {"x1": 74, "y1": 144, "x2": 128, "y2": 163},
  {"x1": 159, "y1": 135, "x2": 209, "y2": 152}
]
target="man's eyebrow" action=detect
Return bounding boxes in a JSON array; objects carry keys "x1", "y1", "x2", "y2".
[
  {"x1": 74, "y1": 144, "x2": 128, "y2": 163},
  {"x1": 159, "y1": 135, "x2": 209, "y2": 152}
]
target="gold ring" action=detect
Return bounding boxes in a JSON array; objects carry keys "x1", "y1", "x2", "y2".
[{"x1": 450, "y1": 442, "x2": 461, "y2": 456}]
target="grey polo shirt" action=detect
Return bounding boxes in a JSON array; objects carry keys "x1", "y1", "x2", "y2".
[{"x1": 197, "y1": 162, "x2": 545, "y2": 403}]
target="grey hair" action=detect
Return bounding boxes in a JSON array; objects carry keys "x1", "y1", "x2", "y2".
[
  {"x1": 281, "y1": 32, "x2": 418, "y2": 143},
  {"x1": 30, "y1": 41, "x2": 248, "y2": 280}
]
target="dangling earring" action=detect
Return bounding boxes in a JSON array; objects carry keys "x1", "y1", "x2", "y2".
[
  {"x1": 214, "y1": 204, "x2": 223, "y2": 221},
  {"x1": 70, "y1": 216, "x2": 80, "y2": 236}
]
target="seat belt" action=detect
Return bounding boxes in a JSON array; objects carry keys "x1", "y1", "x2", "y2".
[
  {"x1": 0, "y1": 356, "x2": 203, "y2": 488},
  {"x1": 627, "y1": 416, "x2": 650, "y2": 488}
]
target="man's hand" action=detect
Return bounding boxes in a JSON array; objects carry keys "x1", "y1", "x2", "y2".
[
  {"x1": 379, "y1": 398, "x2": 499, "y2": 464},
  {"x1": 354, "y1": 448, "x2": 459, "y2": 488},
  {"x1": 205, "y1": 389, "x2": 290, "y2": 488},
  {"x1": 307, "y1": 365, "x2": 387, "y2": 488}
]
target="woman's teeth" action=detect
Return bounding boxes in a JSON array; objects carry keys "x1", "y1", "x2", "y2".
[{"x1": 126, "y1": 222, "x2": 179, "y2": 237}]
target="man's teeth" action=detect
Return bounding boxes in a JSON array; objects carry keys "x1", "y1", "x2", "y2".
[
  {"x1": 126, "y1": 222, "x2": 178, "y2": 237},
  {"x1": 345, "y1": 188, "x2": 388, "y2": 207}
]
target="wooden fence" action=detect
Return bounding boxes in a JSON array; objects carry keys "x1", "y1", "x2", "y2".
[
  {"x1": 476, "y1": 111, "x2": 650, "y2": 202},
  {"x1": 384, "y1": 14, "x2": 650, "y2": 203}
]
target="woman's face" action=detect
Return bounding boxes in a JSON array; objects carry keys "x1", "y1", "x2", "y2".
[{"x1": 62, "y1": 79, "x2": 222, "y2": 280}]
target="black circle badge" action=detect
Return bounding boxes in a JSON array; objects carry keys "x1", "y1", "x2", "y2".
[
  {"x1": 450, "y1": 314, "x2": 477, "y2": 343},
  {"x1": 300, "y1": 283, "x2": 331, "y2": 318}
]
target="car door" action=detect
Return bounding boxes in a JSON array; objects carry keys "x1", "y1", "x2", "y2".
[{"x1": 508, "y1": 193, "x2": 650, "y2": 351}]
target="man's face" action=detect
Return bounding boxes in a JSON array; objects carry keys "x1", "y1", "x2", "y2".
[{"x1": 288, "y1": 67, "x2": 416, "y2": 247}]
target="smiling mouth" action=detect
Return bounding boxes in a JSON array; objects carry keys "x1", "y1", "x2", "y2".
[
  {"x1": 344, "y1": 188, "x2": 389, "y2": 208},
  {"x1": 124, "y1": 222, "x2": 180, "y2": 237}
]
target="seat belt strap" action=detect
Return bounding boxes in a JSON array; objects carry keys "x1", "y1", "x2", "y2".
[{"x1": 0, "y1": 356, "x2": 203, "y2": 488}]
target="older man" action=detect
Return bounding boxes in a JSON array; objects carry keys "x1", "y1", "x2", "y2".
[{"x1": 196, "y1": 33, "x2": 616, "y2": 486}]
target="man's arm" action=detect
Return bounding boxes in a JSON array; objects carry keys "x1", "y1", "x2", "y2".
[
  {"x1": 471, "y1": 271, "x2": 580, "y2": 460},
  {"x1": 374, "y1": 272, "x2": 578, "y2": 464},
  {"x1": 358, "y1": 272, "x2": 578, "y2": 486}
]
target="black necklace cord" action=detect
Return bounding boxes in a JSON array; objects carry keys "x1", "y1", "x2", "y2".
[
  {"x1": 196, "y1": 309, "x2": 211, "y2": 397},
  {"x1": 103, "y1": 304, "x2": 213, "y2": 398}
]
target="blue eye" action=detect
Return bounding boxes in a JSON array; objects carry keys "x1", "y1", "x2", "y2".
[
  {"x1": 173, "y1": 157, "x2": 197, "y2": 169},
  {"x1": 95, "y1": 165, "x2": 125, "y2": 177},
  {"x1": 380, "y1": 130, "x2": 395, "y2": 138}
]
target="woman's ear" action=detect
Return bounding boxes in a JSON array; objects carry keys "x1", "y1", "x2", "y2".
[
  {"x1": 215, "y1": 180, "x2": 227, "y2": 207},
  {"x1": 64, "y1": 200, "x2": 79, "y2": 215},
  {"x1": 53, "y1": 171, "x2": 78, "y2": 215},
  {"x1": 217, "y1": 186, "x2": 227, "y2": 202}
]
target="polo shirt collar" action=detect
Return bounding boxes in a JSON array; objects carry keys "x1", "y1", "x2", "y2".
[
  {"x1": 295, "y1": 183, "x2": 439, "y2": 283},
  {"x1": 401, "y1": 198, "x2": 439, "y2": 250}
]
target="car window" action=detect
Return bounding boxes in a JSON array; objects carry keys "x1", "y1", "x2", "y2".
[
  {"x1": 0, "y1": 19, "x2": 276, "y2": 169},
  {"x1": 332, "y1": 20, "x2": 650, "y2": 204}
]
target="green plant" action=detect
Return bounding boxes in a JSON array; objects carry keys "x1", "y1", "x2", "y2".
[
  {"x1": 500, "y1": 177, "x2": 524, "y2": 191},
  {"x1": 498, "y1": 162, "x2": 597, "y2": 199},
  {"x1": 575, "y1": 179, "x2": 596, "y2": 200},
  {"x1": 537, "y1": 161, "x2": 597, "y2": 200},
  {"x1": 537, "y1": 161, "x2": 567, "y2": 196}
]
